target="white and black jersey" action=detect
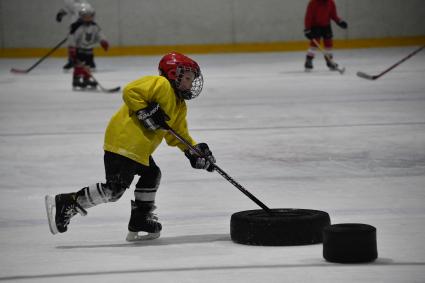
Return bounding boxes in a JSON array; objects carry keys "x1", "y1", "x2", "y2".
[{"x1": 70, "y1": 22, "x2": 106, "y2": 50}]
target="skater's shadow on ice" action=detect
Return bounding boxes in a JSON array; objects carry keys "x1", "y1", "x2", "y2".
[{"x1": 56, "y1": 233, "x2": 231, "y2": 249}]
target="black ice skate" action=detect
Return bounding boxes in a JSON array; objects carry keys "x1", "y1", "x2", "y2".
[
  {"x1": 304, "y1": 55, "x2": 314, "y2": 72},
  {"x1": 45, "y1": 193, "x2": 87, "y2": 235},
  {"x1": 63, "y1": 60, "x2": 74, "y2": 71},
  {"x1": 72, "y1": 76, "x2": 88, "y2": 90},
  {"x1": 84, "y1": 77, "x2": 98, "y2": 89},
  {"x1": 126, "y1": 200, "x2": 162, "y2": 242},
  {"x1": 325, "y1": 54, "x2": 338, "y2": 71}
]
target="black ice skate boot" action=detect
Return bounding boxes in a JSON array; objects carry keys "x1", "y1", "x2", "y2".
[
  {"x1": 126, "y1": 200, "x2": 162, "y2": 242},
  {"x1": 45, "y1": 193, "x2": 87, "y2": 234},
  {"x1": 84, "y1": 77, "x2": 98, "y2": 89},
  {"x1": 72, "y1": 75, "x2": 87, "y2": 90},
  {"x1": 304, "y1": 55, "x2": 314, "y2": 72},
  {"x1": 63, "y1": 59, "x2": 74, "y2": 71},
  {"x1": 325, "y1": 54, "x2": 338, "y2": 71}
]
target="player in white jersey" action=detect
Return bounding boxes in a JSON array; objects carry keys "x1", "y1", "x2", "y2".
[
  {"x1": 56, "y1": 0, "x2": 93, "y2": 70},
  {"x1": 70, "y1": 4, "x2": 109, "y2": 89},
  {"x1": 56, "y1": 0, "x2": 89, "y2": 23}
]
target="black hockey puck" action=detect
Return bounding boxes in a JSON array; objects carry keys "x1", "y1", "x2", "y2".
[
  {"x1": 323, "y1": 223, "x2": 378, "y2": 263},
  {"x1": 230, "y1": 208, "x2": 331, "y2": 246}
]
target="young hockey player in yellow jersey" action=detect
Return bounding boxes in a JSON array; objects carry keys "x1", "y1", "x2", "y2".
[{"x1": 45, "y1": 52, "x2": 216, "y2": 241}]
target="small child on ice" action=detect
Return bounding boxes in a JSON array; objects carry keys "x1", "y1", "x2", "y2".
[
  {"x1": 303, "y1": 0, "x2": 348, "y2": 71},
  {"x1": 45, "y1": 52, "x2": 216, "y2": 241},
  {"x1": 69, "y1": 4, "x2": 109, "y2": 89},
  {"x1": 56, "y1": 0, "x2": 93, "y2": 70}
]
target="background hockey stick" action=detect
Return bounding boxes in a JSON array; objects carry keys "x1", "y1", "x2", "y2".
[
  {"x1": 88, "y1": 74, "x2": 121, "y2": 93},
  {"x1": 10, "y1": 36, "x2": 69, "y2": 74},
  {"x1": 164, "y1": 124, "x2": 272, "y2": 214},
  {"x1": 357, "y1": 45, "x2": 425, "y2": 80},
  {"x1": 312, "y1": 39, "x2": 346, "y2": 74}
]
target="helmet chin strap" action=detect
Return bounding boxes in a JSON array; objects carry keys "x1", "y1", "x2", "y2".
[
  {"x1": 177, "y1": 90, "x2": 193, "y2": 100},
  {"x1": 170, "y1": 80, "x2": 193, "y2": 100}
]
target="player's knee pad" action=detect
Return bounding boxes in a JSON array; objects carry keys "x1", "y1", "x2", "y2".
[
  {"x1": 137, "y1": 165, "x2": 161, "y2": 188},
  {"x1": 105, "y1": 177, "x2": 128, "y2": 202}
]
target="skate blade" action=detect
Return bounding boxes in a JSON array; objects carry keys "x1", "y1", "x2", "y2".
[
  {"x1": 126, "y1": 231, "x2": 160, "y2": 242},
  {"x1": 44, "y1": 195, "x2": 59, "y2": 235}
]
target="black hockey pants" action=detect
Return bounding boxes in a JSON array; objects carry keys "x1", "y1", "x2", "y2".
[
  {"x1": 104, "y1": 151, "x2": 161, "y2": 202},
  {"x1": 76, "y1": 48, "x2": 95, "y2": 68}
]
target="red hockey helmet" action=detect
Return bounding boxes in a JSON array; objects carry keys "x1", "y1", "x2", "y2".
[{"x1": 158, "y1": 52, "x2": 203, "y2": 100}]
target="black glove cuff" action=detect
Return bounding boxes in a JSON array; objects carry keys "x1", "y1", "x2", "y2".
[
  {"x1": 136, "y1": 103, "x2": 169, "y2": 130},
  {"x1": 185, "y1": 143, "x2": 216, "y2": 171},
  {"x1": 137, "y1": 103, "x2": 160, "y2": 120}
]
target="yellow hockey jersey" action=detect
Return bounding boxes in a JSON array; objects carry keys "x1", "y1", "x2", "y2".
[{"x1": 103, "y1": 75, "x2": 196, "y2": 166}]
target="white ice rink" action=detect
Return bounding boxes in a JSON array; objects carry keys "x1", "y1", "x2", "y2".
[{"x1": 1, "y1": 47, "x2": 425, "y2": 282}]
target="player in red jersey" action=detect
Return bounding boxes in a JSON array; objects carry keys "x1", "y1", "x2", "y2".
[{"x1": 303, "y1": 0, "x2": 348, "y2": 71}]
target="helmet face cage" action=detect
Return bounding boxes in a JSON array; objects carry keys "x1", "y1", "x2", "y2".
[
  {"x1": 175, "y1": 65, "x2": 203, "y2": 100},
  {"x1": 158, "y1": 53, "x2": 204, "y2": 100}
]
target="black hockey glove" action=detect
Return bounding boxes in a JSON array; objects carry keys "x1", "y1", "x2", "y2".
[
  {"x1": 185, "y1": 143, "x2": 216, "y2": 172},
  {"x1": 136, "y1": 103, "x2": 170, "y2": 131},
  {"x1": 337, "y1": 20, "x2": 348, "y2": 29},
  {"x1": 56, "y1": 9, "x2": 67, "y2": 22},
  {"x1": 304, "y1": 29, "x2": 315, "y2": 40}
]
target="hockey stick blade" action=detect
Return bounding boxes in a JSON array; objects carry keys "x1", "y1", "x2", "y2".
[
  {"x1": 356, "y1": 71, "x2": 377, "y2": 80},
  {"x1": 73, "y1": 86, "x2": 121, "y2": 93},
  {"x1": 329, "y1": 65, "x2": 345, "y2": 75},
  {"x1": 88, "y1": 73, "x2": 121, "y2": 93},
  {"x1": 337, "y1": 67, "x2": 346, "y2": 75},
  {"x1": 10, "y1": 68, "x2": 30, "y2": 74},
  {"x1": 99, "y1": 86, "x2": 121, "y2": 93}
]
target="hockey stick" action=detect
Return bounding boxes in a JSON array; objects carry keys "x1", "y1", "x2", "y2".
[
  {"x1": 74, "y1": 65, "x2": 121, "y2": 93},
  {"x1": 88, "y1": 74, "x2": 121, "y2": 93},
  {"x1": 312, "y1": 39, "x2": 345, "y2": 74},
  {"x1": 164, "y1": 124, "x2": 272, "y2": 214},
  {"x1": 357, "y1": 45, "x2": 425, "y2": 80},
  {"x1": 10, "y1": 36, "x2": 69, "y2": 74}
]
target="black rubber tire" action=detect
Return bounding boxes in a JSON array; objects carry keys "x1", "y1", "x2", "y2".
[
  {"x1": 323, "y1": 223, "x2": 378, "y2": 263},
  {"x1": 230, "y1": 208, "x2": 331, "y2": 246}
]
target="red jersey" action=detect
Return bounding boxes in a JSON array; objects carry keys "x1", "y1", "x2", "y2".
[{"x1": 304, "y1": 0, "x2": 341, "y2": 29}]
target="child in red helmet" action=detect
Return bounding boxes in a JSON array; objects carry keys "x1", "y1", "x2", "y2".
[
  {"x1": 45, "y1": 52, "x2": 216, "y2": 241},
  {"x1": 303, "y1": 0, "x2": 348, "y2": 71}
]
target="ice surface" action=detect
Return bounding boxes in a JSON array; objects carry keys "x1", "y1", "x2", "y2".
[{"x1": 0, "y1": 47, "x2": 424, "y2": 282}]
